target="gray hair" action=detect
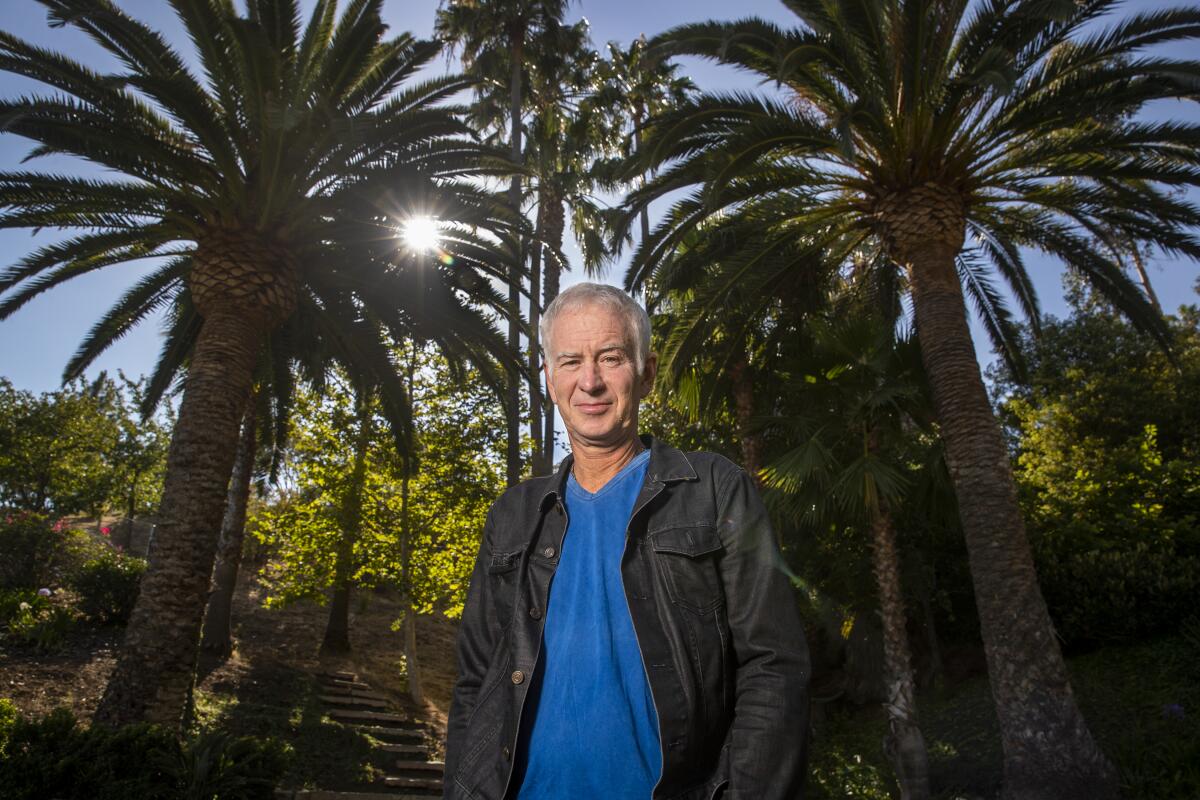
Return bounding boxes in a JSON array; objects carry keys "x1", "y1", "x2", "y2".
[{"x1": 540, "y1": 283, "x2": 652, "y2": 375}]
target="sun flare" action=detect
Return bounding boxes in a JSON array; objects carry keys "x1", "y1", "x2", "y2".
[{"x1": 400, "y1": 215, "x2": 441, "y2": 252}]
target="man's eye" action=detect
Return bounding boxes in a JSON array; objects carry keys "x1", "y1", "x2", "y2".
[{"x1": 602, "y1": 354, "x2": 623, "y2": 365}]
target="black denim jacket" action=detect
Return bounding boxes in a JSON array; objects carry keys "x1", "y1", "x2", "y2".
[{"x1": 445, "y1": 436, "x2": 810, "y2": 800}]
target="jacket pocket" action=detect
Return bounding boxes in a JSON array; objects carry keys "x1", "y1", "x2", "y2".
[
  {"x1": 487, "y1": 550, "x2": 522, "y2": 628},
  {"x1": 650, "y1": 525, "x2": 724, "y2": 614}
]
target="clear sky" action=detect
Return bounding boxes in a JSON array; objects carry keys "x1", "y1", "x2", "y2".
[{"x1": 1, "y1": 0, "x2": 1198, "y2": 396}]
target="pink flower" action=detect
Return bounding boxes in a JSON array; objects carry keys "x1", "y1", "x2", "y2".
[{"x1": 101, "y1": 527, "x2": 111, "y2": 536}]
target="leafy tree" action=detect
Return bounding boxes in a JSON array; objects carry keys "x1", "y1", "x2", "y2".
[
  {"x1": 625, "y1": 3, "x2": 1200, "y2": 793},
  {"x1": 992, "y1": 286, "x2": 1200, "y2": 645},
  {"x1": 254, "y1": 348, "x2": 504, "y2": 683},
  {"x1": 0, "y1": 0, "x2": 518, "y2": 727},
  {"x1": 0, "y1": 377, "x2": 120, "y2": 518}
]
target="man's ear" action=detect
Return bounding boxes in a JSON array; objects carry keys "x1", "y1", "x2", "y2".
[{"x1": 638, "y1": 352, "x2": 658, "y2": 399}]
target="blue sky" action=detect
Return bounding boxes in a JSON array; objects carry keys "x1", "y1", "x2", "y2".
[{"x1": 1, "y1": 0, "x2": 1198, "y2": 396}]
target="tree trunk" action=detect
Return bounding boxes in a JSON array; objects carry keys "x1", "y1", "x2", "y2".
[
  {"x1": 729, "y1": 354, "x2": 762, "y2": 484},
  {"x1": 113, "y1": 480, "x2": 138, "y2": 552},
  {"x1": 899, "y1": 207, "x2": 1116, "y2": 797},
  {"x1": 399, "y1": 343, "x2": 422, "y2": 704},
  {"x1": 871, "y1": 504, "x2": 930, "y2": 800},
  {"x1": 505, "y1": 35, "x2": 525, "y2": 488},
  {"x1": 540, "y1": 189, "x2": 566, "y2": 471},
  {"x1": 1127, "y1": 241, "x2": 1162, "y2": 313},
  {"x1": 528, "y1": 192, "x2": 546, "y2": 476},
  {"x1": 633, "y1": 123, "x2": 652, "y2": 248},
  {"x1": 200, "y1": 397, "x2": 257, "y2": 657},
  {"x1": 321, "y1": 391, "x2": 374, "y2": 655},
  {"x1": 94, "y1": 307, "x2": 261, "y2": 728}
]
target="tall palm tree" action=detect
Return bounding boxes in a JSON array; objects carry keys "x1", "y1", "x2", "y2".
[
  {"x1": 0, "y1": 0, "x2": 518, "y2": 727},
  {"x1": 523, "y1": 19, "x2": 621, "y2": 473},
  {"x1": 599, "y1": 35, "x2": 695, "y2": 248},
  {"x1": 437, "y1": 0, "x2": 570, "y2": 486},
  {"x1": 625, "y1": 2, "x2": 1200, "y2": 796}
]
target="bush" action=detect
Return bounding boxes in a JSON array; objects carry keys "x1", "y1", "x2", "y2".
[
  {"x1": 71, "y1": 550, "x2": 147, "y2": 624},
  {"x1": 0, "y1": 698, "x2": 17, "y2": 759},
  {"x1": 0, "y1": 512, "x2": 88, "y2": 591},
  {"x1": 0, "y1": 708, "x2": 289, "y2": 800},
  {"x1": 1034, "y1": 535, "x2": 1200, "y2": 646},
  {"x1": 0, "y1": 589, "x2": 75, "y2": 652}
]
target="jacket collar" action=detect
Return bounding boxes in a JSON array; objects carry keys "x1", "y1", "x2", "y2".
[{"x1": 539, "y1": 434, "x2": 698, "y2": 509}]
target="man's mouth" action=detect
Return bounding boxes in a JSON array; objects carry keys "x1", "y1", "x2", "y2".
[{"x1": 575, "y1": 402, "x2": 610, "y2": 415}]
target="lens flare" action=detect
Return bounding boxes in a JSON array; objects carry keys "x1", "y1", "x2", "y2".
[{"x1": 401, "y1": 216, "x2": 441, "y2": 252}]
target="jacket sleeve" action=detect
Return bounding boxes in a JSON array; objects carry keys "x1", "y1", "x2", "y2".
[
  {"x1": 716, "y1": 467, "x2": 811, "y2": 799},
  {"x1": 444, "y1": 507, "x2": 500, "y2": 792}
]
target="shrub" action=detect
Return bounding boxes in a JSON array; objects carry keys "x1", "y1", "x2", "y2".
[
  {"x1": 0, "y1": 512, "x2": 81, "y2": 590},
  {"x1": 71, "y1": 550, "x2": 147, "y2": 624},
  {"x1": 0, "y1": 698, "x2": 17, "y2": 759},
  {"x1": 0, "y1": 708, "x2": 289, "y2": 800},
  {"x1": 0, "y1": 589, "x2": 75, "y2": 652},
  {"x1": 1034, "y1": 536, "x2": 1200, "y2": 646}
]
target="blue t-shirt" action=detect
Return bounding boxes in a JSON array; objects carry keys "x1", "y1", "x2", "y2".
[{"x1": 513, "y1": 450, "x2": 661, "y2": 799}]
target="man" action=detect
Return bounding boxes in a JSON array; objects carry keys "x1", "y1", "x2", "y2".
[{"x1": 445, "y1": 283, "x2": 810, "y2": 800}]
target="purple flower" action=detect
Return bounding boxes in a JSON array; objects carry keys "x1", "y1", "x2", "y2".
[
  {"x1": 1163, "y1": 703, "x2": 1186, "y2": 720},
  {"x1": 37, "y1": 588, "x2": 52, "y2": 597}
]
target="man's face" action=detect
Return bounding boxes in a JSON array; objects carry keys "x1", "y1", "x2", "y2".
[{"x1": 544, "y1": 303, "x2": 656, "y2": 451}]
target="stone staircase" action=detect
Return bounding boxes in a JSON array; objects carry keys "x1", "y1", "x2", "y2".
[{"x1": 276, "y1": 670, "x2": 444, "y2": 800}]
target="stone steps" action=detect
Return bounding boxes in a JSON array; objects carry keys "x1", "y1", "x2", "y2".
[
  {"x1": 276, "y1": 791, "x2": 429, "y2": 800},
  {"x1": 279, "y1": 670, "x2": 442, "y2": 798},
  {"x1": 320, "y1": 694, "x2": 390, "y2": 709}
]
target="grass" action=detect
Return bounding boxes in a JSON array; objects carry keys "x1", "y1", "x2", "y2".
[{"x1": 808, "y1": 628, "x2": 1200, "y2": 799}]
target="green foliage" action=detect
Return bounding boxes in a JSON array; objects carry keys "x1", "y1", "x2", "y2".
[
  {"x1": 160, "y1": 730, "x2": 290, "y2": 800},
  {"x1": 0, "y1": 590, "x2": 76, "y2": 652},
  {"x1": 71, "y1": 550, "x2": 147, "y2": 625},
  {"x1": 255, "y1": 346, "x2": 505, "y2": 619},
  {"x1": 0, "y1": 376, "x2": 171, "y2": 522},
  {"x1": 0, "y1": 512, "x2": 80, "y2": 591},
  {"x1": 0, "y1": 698, "x2": 16, "y2": 759},
  {"x1": 994, "y1": 294, "x2": 1200, "y2": 645},
  {"x1": 0, "y1": 707, "x2": 288, "y2": 800}
]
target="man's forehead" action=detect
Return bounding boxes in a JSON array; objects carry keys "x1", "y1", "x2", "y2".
[{"x1": 549, "y1": 305, "x2": 634, "y2": 349}]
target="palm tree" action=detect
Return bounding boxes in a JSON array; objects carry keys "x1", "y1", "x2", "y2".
[
  {"x1": 437, "y1": 0, "x2": 570, "y2": 486},
  {"x1": 599, "y1": 35, "x2": 695, "y2": 248},
  {"x1": 0, "y1": 0, "x2": 518, "y2": 727},
  {"x1": 625, "y1": 2, "x2": 1200, "y2": 795},
  {"x1": 763, "y1": 315, "x2": 936, "y2": 800},
  {"x1": 523, "y1": 19, "x2": 623, "y2": 473}
]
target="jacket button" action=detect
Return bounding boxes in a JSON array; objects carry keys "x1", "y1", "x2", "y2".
[
  {"x1": 529, "y1": 607, "x2": 542, "y2": 620},
  {"x1": 511, "y1": 670, "x2": 525, "y2": 685},
  {"x1": 502, "y1": 746, "x2": 511, "y2": 760},
  {"x1": 542, "y1": 546, "x2": 555, "y2": 558}
]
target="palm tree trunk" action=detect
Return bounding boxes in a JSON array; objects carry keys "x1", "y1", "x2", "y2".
[
  {"x1": 871, "y1": 503, "x2": 930, "y2": 800},
  {"x1": 528, "y1": 193, "x2": 546, "y2": 476},
  {"x1": 321, "y1": 390, "x2": 373, "y2": 655},
  {"x1": 906, "y1": 241, "x2": 1116, "y2": 799},
  {"x1": 505, "y1": 35, "x2": 525, "y2": 488},
  {"x1": 200, "y1": 397, "x2": 257, "y2": 657},
  {"x1": 94, "y1": 307, "x2": 260, "y2": 728},
  {"x1": 541, "y1": 189, "x2": 566, "y2": 471},
  {"x1": 633, "y1": 124, "x2": 652, "y2": 247},
  {"x1": 729, "y1": 354, "x2": 762, "y2": 483}
]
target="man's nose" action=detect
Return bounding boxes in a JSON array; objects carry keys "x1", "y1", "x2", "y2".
[{"x1": 578, "y1": 360, "x2": 605, "y2": 392}]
